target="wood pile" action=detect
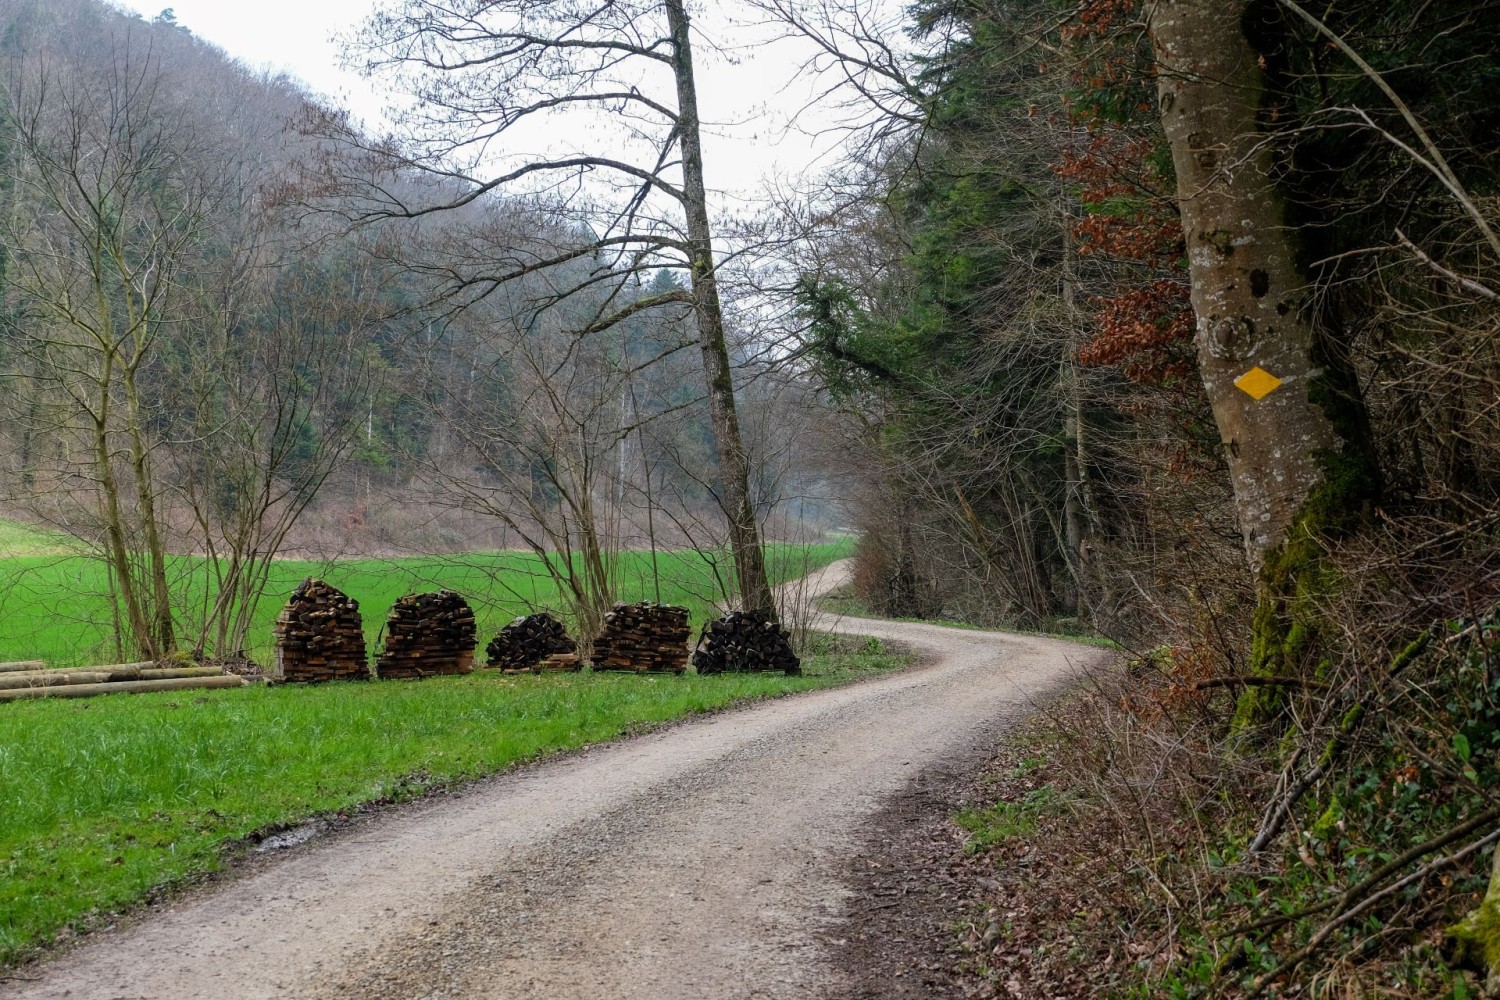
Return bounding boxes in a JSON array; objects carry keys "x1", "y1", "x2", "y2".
[
  {"x1": 538, "y1": 653, "x2": 583, "y2": 673},
  {"x1": 273, "y1": 579, "x2": 370, "y2": 684},
  {"x1": 0, "y1": 664, "x2": 245, "y2": 702},
  {"x1": 591, "y1": 603, "x2": 690, "y2": 674},
  {"x1": 486, "y1": 613, "x2": 576, "y2": 672},
  {"x1": 375, "y1": 591, "x2": 477, "y2": 679},
  {"x1": 693, "y1": 610, "x2": 802, "y2": 676}
]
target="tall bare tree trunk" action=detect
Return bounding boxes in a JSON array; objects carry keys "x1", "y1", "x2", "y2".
[
  {"x1": 92, "y1": 352, "x2": 154, "y2": 658},
  {"x1": 1061, "y1": 228, "x2": 1093, "y2": 616},
  {"x1": 665, "y1": 0, "x2": 776, "y2": 616}
]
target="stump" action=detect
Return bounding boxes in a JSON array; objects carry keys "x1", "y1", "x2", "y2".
[
  {"x1": 591, "y1": 603, "x2": 690, "y2": 674},
  {"x1": 375, "y1": 591, "x2": 477, "y2": 679},
  {"x1": 693, "y1": 610, "x2": 802, "y2": 676},
  {"x1": 486, "y1": 613, "x2": 576, "y2": 672},
  {"x1": 273, "y1": 579, "x2": 370, "y2": 683}
]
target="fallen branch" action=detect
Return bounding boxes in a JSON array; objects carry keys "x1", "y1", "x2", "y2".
[
  {"x1": 1246, "y1": 822, "x2": 1500, "y2": 996},
  {"x1": 1193, "y1": 676, "x2": 1331, "y2": 693},
  {"x1": 1249, "y1": 632, "x2": 1432, "y2": 852}
]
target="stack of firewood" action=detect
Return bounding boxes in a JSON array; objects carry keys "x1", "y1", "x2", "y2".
[
  {"x1": 486, "y1": 613, "x2": 576, "y2": 672},
  {"x1": 591, "y1": 603, "x2": 691, "y2": 674},
  {"x1": 273, "y1": 579, "x2": 370, "y2": 683},
  {"x1": 693, "y1": 610, "x2": 802, "y2": 676},
  {"x1": 375, "y1": 591, "x2": 477, "y2": 679}
]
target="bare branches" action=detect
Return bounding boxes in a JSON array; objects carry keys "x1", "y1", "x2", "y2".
[
  {"x1": 1395, "y1": 228, "x2": 1499, "y2": 301},
  {"x1": 744, "y1": 0, "x2": 934, "y2": 167},
  {"x1": 1275, "y1": 0, "x2": 1500, "y2": 261}
]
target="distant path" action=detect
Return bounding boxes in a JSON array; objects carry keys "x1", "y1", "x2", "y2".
[{"x1": 2, "y1": 561, "x2": 1102, "y2": 1000}]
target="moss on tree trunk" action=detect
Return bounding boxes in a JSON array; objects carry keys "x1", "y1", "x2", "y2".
[{"x1": 1449, "y1": 847, "x2": 1500, "y2": 994}]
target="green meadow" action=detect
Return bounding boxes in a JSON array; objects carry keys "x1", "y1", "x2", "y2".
[
  {"x1": 0, "y1": 518, "x2": 82, "y2": 559},
  {"x1": 0, "y1": 517, "x2": 878, "y2": 968},
  {"x1": 0, "y1": 517, "x2": 851, "y2": 666}
]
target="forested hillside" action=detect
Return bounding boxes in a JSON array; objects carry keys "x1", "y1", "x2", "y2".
[
  {"x1": 781, "y1": 0, "x2": 1500, "y2": 994},
  {"x1": 0, "y1": 0, "x2": 842, "y2": 662}
]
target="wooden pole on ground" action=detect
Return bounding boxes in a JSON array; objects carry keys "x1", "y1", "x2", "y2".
[
  {"x1": 0, "y1": 675, "x2": 248, "y2": 702},
  {"x1": 0, "y1": 660, "x2": 48, "y2": 672},
  {"x1": 0, "y1": 666, "x2": 223, "y2": 691}
]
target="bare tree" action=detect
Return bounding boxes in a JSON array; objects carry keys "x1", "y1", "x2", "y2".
[
  {"x1": 398, "y1": 264, "x2": 701, "y2": 640},
  {"x1": 1150, "y1": 1, "x2": 1359, "y2": 571},
  {"x1": 171, "y1": 246, "x2": 387, "y2": 661},
  {"x1": 0, "y1": 38, "x2": 228, "y2": 658},
  {"x1": 336, "y1": 0, "x2": 776, "y2": 614}
]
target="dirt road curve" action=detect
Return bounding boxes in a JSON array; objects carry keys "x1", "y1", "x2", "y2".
[{"x1": 3, "y1": 562, "x2": 1101, "y2": 1000}]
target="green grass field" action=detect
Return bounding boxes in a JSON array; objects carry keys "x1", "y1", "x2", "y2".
[
  {"x1": 0, "y1": 521, "x2": 850, "y2": 667},
  {"x1": 0, "y1": 634, "x2": 904, "y2": 968}
]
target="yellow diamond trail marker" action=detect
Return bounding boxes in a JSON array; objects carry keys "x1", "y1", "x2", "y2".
[{"x1": 1235, "y1": 366, "x2": 1283, "y2": 400}]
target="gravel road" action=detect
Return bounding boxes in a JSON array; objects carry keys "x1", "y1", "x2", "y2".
[{"x1": 2, "y1": 561, "x2": 1101, "y2": 1000}]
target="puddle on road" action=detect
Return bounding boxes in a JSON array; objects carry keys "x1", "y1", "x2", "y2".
[{"x1": 255, "y1": 820, "x2": 328, "y2": 852}]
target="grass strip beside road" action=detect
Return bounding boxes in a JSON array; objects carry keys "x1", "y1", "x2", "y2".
[{"x1": 0, "y1": 635, "x2": 905, "y2": 969}]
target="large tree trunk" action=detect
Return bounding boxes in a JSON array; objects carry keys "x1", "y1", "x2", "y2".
[
  {"x1": 665, "y1": 0, "x2": 776, "y2": 616},
  {"x1": 1152, "y1": 1, "x2": 1378, "y2": 721},
  {"x1": 1152, "y1": 0, "x2": 1343, "y2": 570}
]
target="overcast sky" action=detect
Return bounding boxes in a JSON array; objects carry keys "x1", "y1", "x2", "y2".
[{"x1": 110, "y1": 0, "x2": 876, "y2": 203}]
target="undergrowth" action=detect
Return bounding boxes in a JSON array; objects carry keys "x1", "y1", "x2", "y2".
[{"x1": 950, "y1": 601, "x2": 1500, "y2": 998}]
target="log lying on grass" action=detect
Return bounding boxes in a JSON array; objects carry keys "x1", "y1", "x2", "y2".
[
  {"x1": 693, "y1": 610, "x2": 802, "y2": 676},
  {"x1": 0, "y1": 660, "x2": 47, "y2": 672},
  {"x1": 0, "y1": 674, "x2": 247, "y2": 702},
  {"x1": 0, "y1": 665, "x2": 221, "y2": 691},
  {"x1": 591, "y1": 603, "x2": 691, "y2": 674}
]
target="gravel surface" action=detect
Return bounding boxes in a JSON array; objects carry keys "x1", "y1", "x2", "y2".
[{"x1": 2, "y1": 562, "x2": 1101, "y2": 1000}]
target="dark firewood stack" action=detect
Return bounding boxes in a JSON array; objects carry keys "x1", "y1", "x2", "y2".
[
  {"x1": 273, "y1": 579, "x2": 370, "y2": 683},
  {"x1": 374, "y1": 591, "x2": 477, "y2": 680},
  {"x1": 486, "y1": 613, "x2": 576, "y2": 672},
  {"x1": 692, "y1": 610, "x2": 802, "y2": 676},
  {"x1": 590, "y1": 603, "x2": 691, "y2": 674}
]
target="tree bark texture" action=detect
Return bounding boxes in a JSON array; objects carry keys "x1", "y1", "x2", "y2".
[
  {"x1": 665, "y1": 0, "x2": 776, "y2": 616},
  {"x1": 1152, "y1": 0, "x2": 1343, "y2": 571}
]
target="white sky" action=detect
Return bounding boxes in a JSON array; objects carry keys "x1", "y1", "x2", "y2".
[{"x1": 110, "y1": 0, "x2": 867, "y2": 203}]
